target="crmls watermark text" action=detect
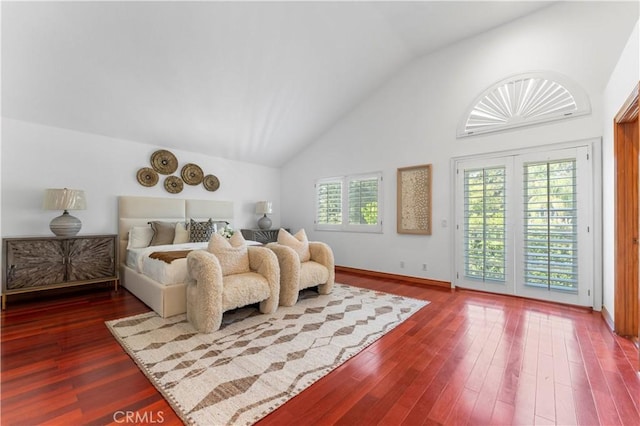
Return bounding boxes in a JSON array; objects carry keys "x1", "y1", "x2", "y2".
[{"x1": 113, "y1": 411, "x2": 165, "y2": 424}]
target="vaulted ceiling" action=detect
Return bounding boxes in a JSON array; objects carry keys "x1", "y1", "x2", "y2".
[{"x1": 2, "y1": 1, "x2": 554, "y2": 167}]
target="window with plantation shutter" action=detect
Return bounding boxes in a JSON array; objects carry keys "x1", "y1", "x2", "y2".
[
  {"x1": 316, "y1": 179, "x2": 342, "y2": 227},
  {"x1": 348, "y1": 176, "x2": 379, "y2": 226},
  {"x1": 315, "y1": 172, "x2": 382, "y2": 233},
  {"x1": 457, "y1": 72, "x2": 591, "y2": 138}
]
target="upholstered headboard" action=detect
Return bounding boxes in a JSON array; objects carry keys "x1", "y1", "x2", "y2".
[{"x1": 117, "y1": 195, "x2": 234, "y2": 265}]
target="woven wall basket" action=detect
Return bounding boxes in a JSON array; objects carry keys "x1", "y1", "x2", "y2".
[
  {"x1": 164, "y1": 175, "x2": 184, "y2": 194},
  {"x1": 151, "y1": 150, "x2": 178, "y2": 175},
  {"x1": 136, "y1": 167, "x2": 159, "y2": 187},
  {"x1": 181, "y1": 163, "x2": 204, "y2": 185}
]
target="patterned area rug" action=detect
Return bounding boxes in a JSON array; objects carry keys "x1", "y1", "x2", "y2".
[{"x1": 106, "y1": 283, "x2": 428, "y2": 425}]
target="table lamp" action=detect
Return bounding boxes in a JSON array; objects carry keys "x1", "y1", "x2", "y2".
[
  {"x1": 255, "y1": 201, "x2": 273, "y2": 230},
  {"x1": 43, "y1": 188, "x2": 86, "y2": 236}
]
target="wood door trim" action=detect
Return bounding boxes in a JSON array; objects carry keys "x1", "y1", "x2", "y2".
[
  {"x1": 613, "y1": 81, "x2": 639, "y2": 347},
  {"x1": 615, "y1": 82, "x2": 639, "y2": 123}
]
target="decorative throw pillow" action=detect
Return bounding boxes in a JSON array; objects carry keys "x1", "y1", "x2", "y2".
[
  {"x1": 277, "y1": 228, "x2": 311, "y2": 262},
  {"x1": 173, "y1": 222, "x2": 190, "y2": 244},
  {"x1": 127, "y1": 226, "x2": 154, "y2": 249},
  {"x1": 207, "y1": 232, "x2": 250, "y2": 276},
  {"x1": 149, "y1": 221, "x2": 176, "y2": 246},
  {"x1": 189, "y1": 218, "x2": 215, "y2": 242}
]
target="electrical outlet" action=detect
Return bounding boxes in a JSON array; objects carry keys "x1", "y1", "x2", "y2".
[
  {"x1": 422, "y1": 263, "x2": 427, "y2": 271},
  {"x1": 400, "y1": 261, "x2": 405, "y2": 268}
]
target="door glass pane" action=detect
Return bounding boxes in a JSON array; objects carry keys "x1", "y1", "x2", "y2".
[
  {"x1": 523, "y1": 159, "x2": 578, "y2": 292},
  {"x1": 464, "y1": 167, "x2": 506, "y2": 282}
]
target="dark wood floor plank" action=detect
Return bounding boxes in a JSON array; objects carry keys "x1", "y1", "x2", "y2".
[
  {"x1": 489, "y1": 399, "x2": 515, "y2": 425},
  {"x1": 442, "y1": 387, "x2": 479, "y2": 425},
  {"x1": 568, "y1": 360, "x2": 601, "y2": 426},
  {"x1": 1, "y1": 271, "x2": 639, "y2": 425},
  {"x1": 535, "y1": 352, "x2": 556, "y2": 422},
  {"x1": 511, "y1": 371, "x2": 537, "y2": 425},
  {"x1": 554, "y1": 382, "x2": 577, "y2": 425}
]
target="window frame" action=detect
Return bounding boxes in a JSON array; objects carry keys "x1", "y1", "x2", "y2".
[{"x1": 315, "y1": 172, "x2": 383, "y2": 233}]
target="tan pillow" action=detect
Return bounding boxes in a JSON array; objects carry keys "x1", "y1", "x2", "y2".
[
  {"x1": 277, "y1": 228, "x2": 311, "y2": 262},
  {"x1": 149, "y1": 221, "x2": 176, "y2": 246},
  {"x1": 207, "y1": 232, "x2": 250, "y2": 276}
]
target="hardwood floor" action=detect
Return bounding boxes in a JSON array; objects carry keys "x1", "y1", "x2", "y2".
[{"x1": 1, "y1": 271, "x2": 639, "y2": 425}]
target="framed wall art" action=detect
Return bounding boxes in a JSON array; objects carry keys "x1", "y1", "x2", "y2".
[{"x1": 397, "y1": 164, "x2": 432, "y2": 235}]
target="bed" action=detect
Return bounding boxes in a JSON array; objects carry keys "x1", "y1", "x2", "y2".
[{"x1": 118, "y1": 195, "x2": 235, "y2": 317}]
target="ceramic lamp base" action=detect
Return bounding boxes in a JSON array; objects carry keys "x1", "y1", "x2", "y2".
[
  {"x1": 257, "y1": 214, "x2": 272, "y2": 230},
  {"x1": 50, "y1": 210, "x2": 82, "y2": 236}
]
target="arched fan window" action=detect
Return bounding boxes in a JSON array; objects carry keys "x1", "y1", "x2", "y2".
[{"x1": 457, "y1": 72, "x2": 591, "y2": 138}]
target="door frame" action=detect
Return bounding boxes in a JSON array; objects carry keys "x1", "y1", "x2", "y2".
[
  {"x1": 613, "y1": 82, "x2": 639, "y2": 349},
  {"x1": 452, "y1": 140, "x2": 598, "y2": 307}
]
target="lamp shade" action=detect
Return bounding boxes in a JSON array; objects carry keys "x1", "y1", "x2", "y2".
[
  {"x1": 43, "y1": 188, "x2": 87, "y2": 211},
  {"x1": 255, "y1": 201, "x2": 273, "y2": 215}
]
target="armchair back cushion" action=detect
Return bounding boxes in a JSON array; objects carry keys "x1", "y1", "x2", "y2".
[
  {"x1": 186, "y1": 246, "x2": 280, "y2": 333},
  {"x1": 207, "y1": 232, "x2": 250, "y2": 276},
  {"x1": 268, "y1": 229, "x2": 334, "y2": 306},
  {"x1": 277, "y1": 228, "x2": 311, "y2": 262}
]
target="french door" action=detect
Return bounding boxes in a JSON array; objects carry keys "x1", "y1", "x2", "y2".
[{"x1": 454, "y1": 145, "x2": 593, "y2": 306}]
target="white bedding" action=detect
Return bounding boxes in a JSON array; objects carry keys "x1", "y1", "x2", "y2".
[
  {"x1": 126, "y1": 240, "x2": 262, "y2": 286},
  {"x1": 127, "y1": 242, "x2": 208, "y2": 286}
]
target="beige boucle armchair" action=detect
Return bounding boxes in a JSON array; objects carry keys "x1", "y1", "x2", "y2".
[
  {"x1": 267, "y1": 229, "x2": 335, "y2": 306},
  {"x1": 185, "y1": 246, "x2": 280, "y2": 333}
]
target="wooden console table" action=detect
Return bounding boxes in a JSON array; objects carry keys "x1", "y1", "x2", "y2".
[
  {"x1": 2, "y1": 234, "x2": 118, "y2": 309},
  {"x1": 240, "y1": 228, "x2": 289, "y2": 244}
]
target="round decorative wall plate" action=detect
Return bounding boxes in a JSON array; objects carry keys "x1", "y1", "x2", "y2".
[
  {"x1": 203, "y1": 174, "x2": 220, "y2": 192},
  {"x1": 164, "y1": 175, "x2": 184, "y2": 194},
  {"x1": 181, "y1": 163, "x2": 204, "y2": 185},
  {"x1": 150, "y1": 149, "x2": 178, "y2": 175},
  {"x1": 136, "y1": 167, "x2": 159, "y2": 187}
]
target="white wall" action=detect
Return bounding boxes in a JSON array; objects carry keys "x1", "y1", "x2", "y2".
[
  {"x1": 1, "y1": 118, "x2": 282, "y2": 237},
  {"x1": 281, "y1": 2, "x2": 638, "y2": 286},
  {"x1": 602, "y1": 21, "x2": 640, "y2": 318}
]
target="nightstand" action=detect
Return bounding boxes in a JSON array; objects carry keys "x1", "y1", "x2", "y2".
[
  {"x1": 2, "y1": 234, "x2": 118, "y2": 309},
  {"x1": 240, "y1": 228, "x2": 289, "y2": 244}
]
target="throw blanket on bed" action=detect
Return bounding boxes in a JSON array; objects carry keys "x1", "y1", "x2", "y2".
[{"x1": 149, "y1": 250, "x2": 193, "y2": 264}]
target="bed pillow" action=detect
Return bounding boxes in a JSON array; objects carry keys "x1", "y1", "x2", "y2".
[
  {"x1": 148, "y1": 221, "x2": 176, "y2": 246},
  {"x1": 277, "y1": 228, "x2": 311, "y2": 262},
  {"x1": 207, "y1": 232, "x2": 250, "y2": 276},
  {"x1": 173, "y1": 222, "x2": 190, "y2": 244},
  {"x1": 127, "y1": 226, "x2": 154, "y2": 249},
  {"x1": 189, "y1": 218, "x2": 216, "y2": 242}
]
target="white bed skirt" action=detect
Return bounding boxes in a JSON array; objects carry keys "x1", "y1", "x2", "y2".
[{"x1": 121, "y1": 265, "x2": 187, "y2": 318}]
